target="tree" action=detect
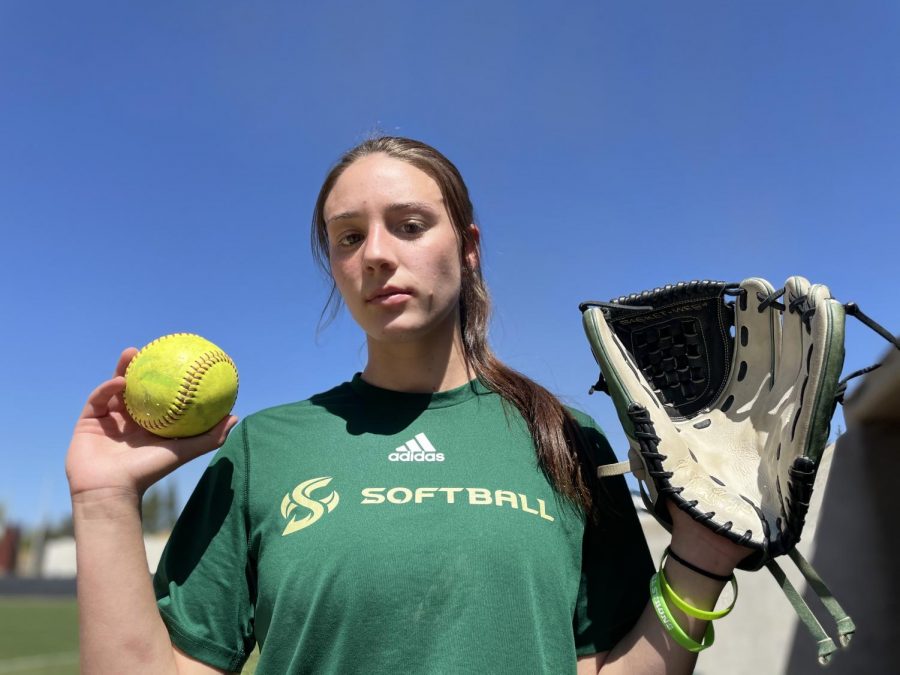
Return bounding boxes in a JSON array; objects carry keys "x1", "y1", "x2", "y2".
[{"x1": 142, "y1": 481, "x2": 179, "y2": 534}]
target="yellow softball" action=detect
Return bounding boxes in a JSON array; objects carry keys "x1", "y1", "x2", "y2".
[{"x1": 124, "y1": 333, "x2": 239, "y2": 438}]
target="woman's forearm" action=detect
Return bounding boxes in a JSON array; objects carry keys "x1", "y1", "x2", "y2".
[
  {"x1": 73, "y1": 489, "x2": 178, "y2": 675},
  {"x1": 598, "y1": 556, "x2": 729, "y2": 674}
]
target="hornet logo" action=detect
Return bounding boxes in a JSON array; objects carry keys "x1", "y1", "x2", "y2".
[{"x1": 280, "y1": 476, "x2": 340, "y2": 536}]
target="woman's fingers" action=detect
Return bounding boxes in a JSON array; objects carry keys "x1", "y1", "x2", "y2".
[
  {"x1": 80, "y1": 376, "x2": 126, "y2": 420},
  {"x1": 134, "y1": 416, "x2": 240, "y2": 488},
  {"x1": 78, "y1": 348, "x2": 137, "y2": 419},
  {"x1": 221, "y1": 415, "x2": 240, "y2": 436},
  {"x1": 180, "y1": 415, "x2": 240, "y2": 455},
  {"x1": 114, "y1": 348, "x2": 138, "y2": 378},
  {"x1": 153, "y1": 416, "x2": 239, "y2": 461}
]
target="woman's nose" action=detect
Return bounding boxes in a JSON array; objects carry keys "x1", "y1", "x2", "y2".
[{"x1": 362, "y1": 223, "x2": 397, "y2": 270}]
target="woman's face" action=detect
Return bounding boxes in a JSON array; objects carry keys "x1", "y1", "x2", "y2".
[{"x1": 323, "y1": 153, "x2": 472, "y2": 345}]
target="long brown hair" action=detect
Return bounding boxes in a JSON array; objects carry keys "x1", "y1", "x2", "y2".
[{"x1": 311, "y1": 137, "x2": 600, "y2": 516}]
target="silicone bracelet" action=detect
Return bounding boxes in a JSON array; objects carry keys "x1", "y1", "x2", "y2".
[
  {"x1": 649, "y1": 573, "x2": 715, "y2": 653},
  {"x1": 659, "y1": 567, "x2": 738, "y2": 621}
]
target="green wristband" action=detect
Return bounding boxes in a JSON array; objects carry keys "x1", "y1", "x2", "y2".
[
  {"x1": 659, "y1": 568, "x2": 737, "y2": 621},
  {"x1": 649, "y1": 573, "x2": 715, "y2": 653},
  {"x1": 658, "y1": 553, "x2": 739, "y2": 621}
]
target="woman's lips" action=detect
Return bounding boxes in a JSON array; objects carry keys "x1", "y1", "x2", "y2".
[{"x1": 367, "y1": 288, "x2": 413, "y2": 305}]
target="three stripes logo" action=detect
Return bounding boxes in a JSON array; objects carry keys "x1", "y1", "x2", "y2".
[
  {"x1": 388, "y1": 432, "x2": 444, "y2": 462},
  {"x1": 281, "y1": 476, "x2": 340, "y2": 536}
]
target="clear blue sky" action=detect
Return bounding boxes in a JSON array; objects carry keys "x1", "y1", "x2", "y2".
[{"x1": 2, "y1": 1, "x2": 898, "y2": 528}]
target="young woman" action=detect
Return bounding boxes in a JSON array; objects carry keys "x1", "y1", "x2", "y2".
[{"x1": 66, "y1": 137, "x2": 751, "y2": 674}]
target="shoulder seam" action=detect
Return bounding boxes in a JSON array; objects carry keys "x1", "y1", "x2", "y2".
[
  {"x1": 241, "y1": 420, "x2": 251, "y2": 551},
  {"x1": 240, "y1": 420, "x2": 252, "y2": 644}
]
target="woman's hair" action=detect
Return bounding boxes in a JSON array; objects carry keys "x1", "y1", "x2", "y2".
[{"x1": 311, "y1": 137, "x2": 600, "y2": 516}]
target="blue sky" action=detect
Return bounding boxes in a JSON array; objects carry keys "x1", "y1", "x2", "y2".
[{"x1": 1, "y1": 1, "x2": 898, "y2": 528}]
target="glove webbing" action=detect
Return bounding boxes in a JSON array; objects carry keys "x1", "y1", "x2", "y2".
[{"x1": 588, "y1": 296, "x2": 900, "y2": 405}]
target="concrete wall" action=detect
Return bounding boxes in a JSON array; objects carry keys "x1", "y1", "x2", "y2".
[
  {"x1": 40, "y1": 533, "x2": 170, "y2": 578},
  {"x1": 784, "y1": 342, "x2": 900, "y2": 674}
]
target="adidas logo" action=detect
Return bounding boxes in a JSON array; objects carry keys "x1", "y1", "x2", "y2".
[{"x1": 388, "y1": 432, "x2": 445, "y2": 462}]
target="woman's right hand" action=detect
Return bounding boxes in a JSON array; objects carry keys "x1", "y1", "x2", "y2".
[{"x1": 66, "y1": 347, "x2": 239, "y2": 505}]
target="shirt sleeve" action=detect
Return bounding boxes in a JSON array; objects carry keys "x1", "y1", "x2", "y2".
[
  {"x1": 153, "y1": 420, "x2": 256, "y2": 672},
  {"x1": 570, "y1": 414, "x2": 655, "y2": 655}
]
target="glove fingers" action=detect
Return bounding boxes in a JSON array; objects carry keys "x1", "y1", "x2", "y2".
[
  {"x1": 765, "y1": 280, "x2": 845, "y2": 556},
  {"x1": 780, "y1": 281, "x2": 845, "y2": 462},
  {"x1": 582, "y1": 307, "x2": 667, "y2": 432},
  {"x1": 774, "y1": 276, "x2": 812, "y2": 394},
  {"x1": 768, "y1": 276, "x2": 813, "y2": 540},
  {"x1": 728, "y1": 277, "x2": 781, "y2": 412}
]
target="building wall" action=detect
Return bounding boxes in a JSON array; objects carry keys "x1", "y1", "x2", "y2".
[{"x1": 40, "y1": 533, "x2": 171, "y2": 578}]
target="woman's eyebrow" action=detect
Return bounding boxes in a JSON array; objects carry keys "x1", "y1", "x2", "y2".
[
  {"x1": 387, "y1": 201, "x2": 441, "y2": 215},
  {"x1": 326, "y1": 201, "x2": 442, "y2": 226}
]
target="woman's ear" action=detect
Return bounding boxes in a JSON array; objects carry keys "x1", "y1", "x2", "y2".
[{"x1": 464, "y1": 224, "x2": 481, "y2": 270}]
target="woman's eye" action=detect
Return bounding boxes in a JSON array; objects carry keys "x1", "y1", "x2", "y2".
[
  {"x1": 399, "y1": 220, "x2": 426, "y2": 235},
  {"x1": 336, "y1": 232, "x2": 362, "y2": 247}
]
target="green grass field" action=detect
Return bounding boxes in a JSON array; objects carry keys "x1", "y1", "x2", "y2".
[
  {"x1": 0, "y1": 598, "x2": 79, "y2": 674},
  {"x1": 0, "y1": 598, "x2": 260, "y2": 674}
]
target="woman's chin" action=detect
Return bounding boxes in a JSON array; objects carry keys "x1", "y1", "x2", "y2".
[
  {"x1": 367, "y1": 323, "x2": 430, "y2": 343},
  {"x1": 365, "y1": 317, "x2": 453, "y2": 345}
]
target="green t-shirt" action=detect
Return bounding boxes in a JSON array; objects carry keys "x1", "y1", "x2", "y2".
[{"x1": 154, "y1": 376, "x2": 653, "y2": 674}]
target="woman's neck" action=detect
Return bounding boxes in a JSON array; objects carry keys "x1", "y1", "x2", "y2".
[{"x1": 361, "y1": 325, "x2": 472, "y2": 394}]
